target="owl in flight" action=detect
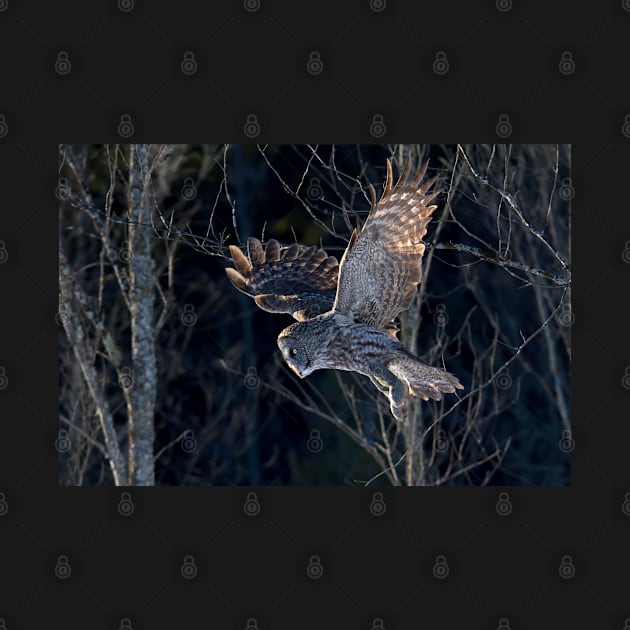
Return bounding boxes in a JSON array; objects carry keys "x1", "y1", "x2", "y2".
[{"x1": 226, "y1": 158, "x2": 463, "y2": 421}]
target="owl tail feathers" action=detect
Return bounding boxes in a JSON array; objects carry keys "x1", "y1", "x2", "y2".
[{"x1": 388, "y1": 354, "x2": 463, "y2": 403}]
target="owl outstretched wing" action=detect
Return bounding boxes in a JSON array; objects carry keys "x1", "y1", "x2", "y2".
[
  {"x1": 226, "y1": 237, "x2": 339, "y2": 321},
  {"x1": 333, "y1": 158, "x2": 439, "y2": 331}
]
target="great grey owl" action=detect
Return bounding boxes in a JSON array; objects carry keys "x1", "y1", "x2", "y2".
[{"x1": 226, "y1": 158, "x2": 463, "y2": 421}]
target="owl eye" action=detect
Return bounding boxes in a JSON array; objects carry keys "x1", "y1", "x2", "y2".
[{"x1": 291, "y1": 347, "x2": 298, "y2": 356}]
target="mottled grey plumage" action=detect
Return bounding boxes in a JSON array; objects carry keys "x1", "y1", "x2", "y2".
[{"x1": 227, "y1": 158, "x2": 463, "y2": 421}]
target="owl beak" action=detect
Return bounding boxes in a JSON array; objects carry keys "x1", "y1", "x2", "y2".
[{"x1": 285, "y1": 360, "x2": 305, "y2": 378}]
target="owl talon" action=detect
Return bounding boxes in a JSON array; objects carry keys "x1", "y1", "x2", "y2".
[{"x1": 390, "y1": 401, "x2": 406, "y2": 422}]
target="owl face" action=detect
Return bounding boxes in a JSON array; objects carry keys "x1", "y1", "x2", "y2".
[{"x1": 277, "y1": 336, "x2": 313, "y2": 377}]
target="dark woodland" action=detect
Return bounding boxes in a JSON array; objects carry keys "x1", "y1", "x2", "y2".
[{"x1": 58, "y1": 144, "x2": 571, "y2": 486}]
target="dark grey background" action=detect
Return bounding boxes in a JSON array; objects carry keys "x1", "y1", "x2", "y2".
[{"x1": 1, "y1": 1, "x2": 629, "y2": 628}]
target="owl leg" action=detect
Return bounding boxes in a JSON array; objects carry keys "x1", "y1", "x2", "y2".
[
  {"x1": 370, "y1": 370, "x2": 407, "y2": 422},
  {"x1": 388, "y1": 378, "x2": 407, "y2": 422},
  {"x1": 369, "y1": 375, "x2": 389, "y2": 395}
]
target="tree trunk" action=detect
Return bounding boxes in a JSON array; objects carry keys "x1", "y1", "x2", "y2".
[{"x1": 126, "y1": 144, "x2": 157, "y2": 485}]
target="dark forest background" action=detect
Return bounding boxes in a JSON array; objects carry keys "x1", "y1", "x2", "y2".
[{"x1": 58, "y1": 144, "x2": 571, "y2": 486}]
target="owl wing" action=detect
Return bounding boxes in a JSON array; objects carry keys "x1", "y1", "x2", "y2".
[
  {"x1": 332, "y1": 158, "x2": 439, "y2": 331},
  {"x1": 226, "y1": 237, "x2": 339, "y2": 321}
]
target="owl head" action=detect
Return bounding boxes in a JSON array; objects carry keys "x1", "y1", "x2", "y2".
[
  {"x1": 277, "y1": 318, "x2": 331, "y2": 378},
  {"x1": 277, "y1": 336, "x2": 311, "y2": 377}
]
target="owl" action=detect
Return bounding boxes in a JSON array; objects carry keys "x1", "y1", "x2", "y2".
[{"x1": 226, "y1": 158, "x2": 463, "y2": 421}]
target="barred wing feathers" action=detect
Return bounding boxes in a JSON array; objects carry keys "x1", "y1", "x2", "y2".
[
  {"x1": 333, "y1": 159, "x2": 440, "y2": 331},
  {"x1": 226, "y1": 237, "x2": 339, "y2": 321}
]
